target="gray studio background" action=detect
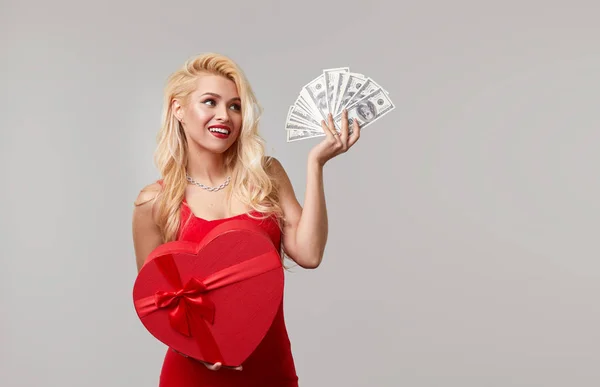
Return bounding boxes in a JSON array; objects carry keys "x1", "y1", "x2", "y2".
[{"x1": 2, "y1": 1, "x2": 599, "y2": 386}]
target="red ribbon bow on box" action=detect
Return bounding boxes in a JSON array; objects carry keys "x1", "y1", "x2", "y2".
[{"x1": 153, "y1": 275, "x2": 216, "y2": 335}]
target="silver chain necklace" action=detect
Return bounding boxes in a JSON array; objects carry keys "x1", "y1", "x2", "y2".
[{"x1": 185, "y1": 174, "x2": 231, "y2": 192}]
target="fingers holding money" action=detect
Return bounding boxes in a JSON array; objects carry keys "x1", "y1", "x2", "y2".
[
  {"x1": 339, "y1": 109, "x2": 350, "y2": 147},
  {"x1": 313, "y1": 109, "x2": 359, "y2": 165},
  {"x1": 348, "y1": 117, "x2": 361, "y2": 147},
  {"x1": 321, "y1": 113, "x2": 341, "y2": 143},
  {"x1": 327, "y1": 109, "x2": 358, "y2": 152},
  {"x1": 338, "y1": 109, "x2": 361, "y2": 151}
]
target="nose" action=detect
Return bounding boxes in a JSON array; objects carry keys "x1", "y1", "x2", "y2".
[{"x1": 214, "y1": 103, "x2": 231, "y2": 123}]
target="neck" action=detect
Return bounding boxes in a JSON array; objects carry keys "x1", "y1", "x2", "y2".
[{"x1": 186, "y1": 148, "x2": 230, "y2": 186}]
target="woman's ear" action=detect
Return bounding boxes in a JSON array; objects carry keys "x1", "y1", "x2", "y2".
[{"x1": 172, "y1": 99, "x2": 184, "y2": 122}]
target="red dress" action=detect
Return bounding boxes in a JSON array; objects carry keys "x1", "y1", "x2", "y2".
[{"x1": 158, "y1": 196, "x2": 299, "y2": 387}]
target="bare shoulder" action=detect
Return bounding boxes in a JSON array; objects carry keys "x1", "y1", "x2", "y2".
[
  {"x1": 133, "y1": 182, "x2": 162, "y2": 207},
  {"x1": 263, "y1": 156, "x2": 287, "y2": 179},
  {"x1": 132, "y1": 182, "x2": 162, "y2": 228},
  {"x1": 262, "y1": 155, "x2": 300, "y2": 209}
]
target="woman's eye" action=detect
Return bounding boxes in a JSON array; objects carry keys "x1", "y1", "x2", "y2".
[{"x1": 202, "y1": 99, "x2": 240, "y2": 112}]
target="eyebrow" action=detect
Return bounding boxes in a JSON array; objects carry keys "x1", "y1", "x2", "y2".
[{"x1": 200, "y1": 92, "x2": 241, "y2": 102}]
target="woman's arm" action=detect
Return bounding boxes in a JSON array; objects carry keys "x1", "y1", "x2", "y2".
[
  {"x1": 132, "y1": 183, "x2": 163, "y2": 272},
  {"x1": 273, "y1": 110, "x2": 360, "y2": 269},
  {"x1": 269, "y1": 157, "x2": 327, "y2": 269}
]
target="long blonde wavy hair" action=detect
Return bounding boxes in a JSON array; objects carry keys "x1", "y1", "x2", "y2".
[{"x1": 153, "y1": 53, "x2": 283, "y2": 243}]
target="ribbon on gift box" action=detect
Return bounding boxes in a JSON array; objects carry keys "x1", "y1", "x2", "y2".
[{"x1": 134, "y1": 242, "x2": 282, "y2": 363}]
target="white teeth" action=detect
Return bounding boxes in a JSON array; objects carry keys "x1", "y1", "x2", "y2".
[{"x1": 209, "y1": 127, "x2": 230, "y2": 135}]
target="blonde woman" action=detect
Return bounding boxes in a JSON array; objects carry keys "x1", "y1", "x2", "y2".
[{"x1": 132, "y1": 53, "x2": 360, "y2": 386}]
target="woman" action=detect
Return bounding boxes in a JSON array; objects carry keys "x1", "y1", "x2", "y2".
[{"x1": 132, "y1": 53, "x2": 360, "y2": 386}]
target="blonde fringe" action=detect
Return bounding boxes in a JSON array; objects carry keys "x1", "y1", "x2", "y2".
[{"x1": 152, "y1": 53, "x2": 285, "y2": 253}]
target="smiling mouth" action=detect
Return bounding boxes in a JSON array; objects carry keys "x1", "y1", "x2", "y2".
[{"x1": 208, "y1": 126, "x2": 231, "y2": 136}]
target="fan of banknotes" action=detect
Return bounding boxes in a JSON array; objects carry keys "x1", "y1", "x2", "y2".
[{"x1": 285, "y1": 67, "x2": 394, "y2": 142}]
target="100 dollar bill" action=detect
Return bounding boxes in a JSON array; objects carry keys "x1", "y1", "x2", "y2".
[
  {"x1": 334, "y1": 87, "x2": 394, "y2": 130},
  {"x1": 286, "y1": 128, "x2": 326, "y2": 142}
]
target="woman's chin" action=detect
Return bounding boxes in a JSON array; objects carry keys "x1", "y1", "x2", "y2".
[
  {"x1": 187, "y1": 134, "x2": 235, "y2": 153},
  {"x1": 196, "y1": 141, "x2": 236, "y2": 155}
]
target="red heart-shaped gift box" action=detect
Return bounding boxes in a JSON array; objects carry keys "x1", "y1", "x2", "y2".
[{"x1": 132, "y1": 219, "x2": 284, "y2": 367}]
